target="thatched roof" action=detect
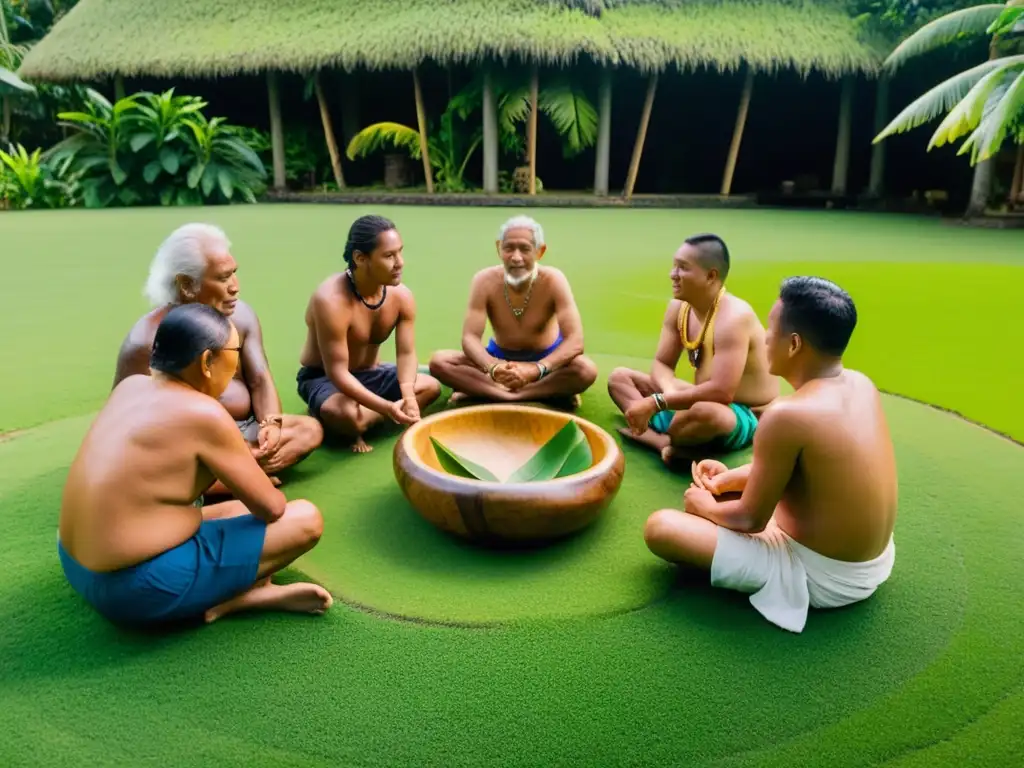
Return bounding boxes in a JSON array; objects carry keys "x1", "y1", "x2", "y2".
[{"x1": 18, "y1": 0, "x2": 888, "y2": 83}]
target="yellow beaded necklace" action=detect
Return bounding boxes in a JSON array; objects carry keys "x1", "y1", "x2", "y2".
[{"x1": 678, "y1": 286, "x2": 726, "y2": 369}]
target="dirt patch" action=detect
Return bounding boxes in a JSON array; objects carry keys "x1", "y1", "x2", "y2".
[{"x1": 0, "y1": 429, "x2": 26, "y2": 444}]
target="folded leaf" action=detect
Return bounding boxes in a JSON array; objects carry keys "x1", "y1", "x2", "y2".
[
  {"x1": 506, "y1": 420, "x2": 592, "y2": 483},
  {"x1": 430, "y1": 437, "x2": 499, "y2": 482}
]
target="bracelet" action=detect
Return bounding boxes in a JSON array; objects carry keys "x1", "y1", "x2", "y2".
[
  {"x1": 488, "y1": 363, "x2": 499, "y2": 380},
  {"x1": 652, "y1": 393, "x2": 667, "y2": 411},
  {"x1": 536, "y1": 362, "x2": 549, "y2": 380},
  {"x1": 259, "y1": 415, "x2": 283, "y2": 429}
]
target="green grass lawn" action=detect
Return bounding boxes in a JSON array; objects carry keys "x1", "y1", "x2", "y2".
[{"x1": 0, "y1": 205, "x2": 1022, "y2": 767}]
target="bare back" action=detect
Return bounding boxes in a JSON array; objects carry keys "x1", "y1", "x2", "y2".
[
  {"x1": 59, "y1": 376, "x2": 231, "y2": 572},
  {"x1": 477, "y1": 265, "x2": 562, "y2": 351},
  {"x1": 299, "y1": 273, "x2": 407, "y2": 372},
  {"x1": 774, "y1": 370, "x2": 898, "y2": 562},
  {"x1": 114, "y1": 303, "x2": 258, "y2": 421}
]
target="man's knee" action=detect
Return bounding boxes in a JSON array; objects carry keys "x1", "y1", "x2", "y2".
[
  {"x1": 572, "y1": 355, "x2": 599, "y2": 388},
  {"x1": 681, "y1": 401, "x2": 734, "y2": 433},
  {"x1": 319, "y1": 396, "x2": 361, "y2": 433},
  {"x1": 284, "y1": 499, "x2": 324, "y2": 547},
  {"x1": 294, "y1": 415, "x2": 324, "y2": 451},
  {"x1": 428, "y1": 350, "x2": 459, "y2": 379},
  {"x1": 644, "y1": 508, "x2": 680, "y2": 555},
  {"x1": 607, "y1": 366, "x2": 634, "y2": 388},
  {"x1": 417, "y1": 373, "x2": 442, "y2": 402}
]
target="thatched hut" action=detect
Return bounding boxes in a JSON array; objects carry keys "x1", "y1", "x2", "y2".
[{"x1": 17, "y1": 0, "x2": 891, "y2": 198}]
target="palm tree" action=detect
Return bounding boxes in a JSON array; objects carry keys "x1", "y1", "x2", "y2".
[
  {"x1": 0, "y1": 7, "x2": 36, "y2": 148},
  {"x1": 872, "y1": 2, "x2": 1023, "y2": 212}
]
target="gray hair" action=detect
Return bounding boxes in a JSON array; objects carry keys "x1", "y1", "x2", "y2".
[
  {"x1": 144, "y1": 223, "x2": 230, "y2": 307},
  {"x1": 497, "y1": 215, "x2": 545, "y2": 248}
]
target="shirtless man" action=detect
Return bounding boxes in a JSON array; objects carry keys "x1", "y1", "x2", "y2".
[
  {"x1": 60, "y1": 303, "x2": 331, "y2": 626},
  {"x1": 607, "y1": 233, "x2": 778, "y2": 464},
  {"x1": 296, "y1": 214, "x2": 441, "y2": 453},
  {"x1": 644, "y1": 277, "x2": 897, "y2": 633},
  {"x1": 428, "y1": 215, "x2": 597, "y2": 407},
  {"x1": 113, "y1": 223, "x2": 324, "y2": 487}
]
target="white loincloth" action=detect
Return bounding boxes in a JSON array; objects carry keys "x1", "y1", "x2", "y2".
[{"x1": 710, "y1": 524, "x2": 895, "y2": 633}]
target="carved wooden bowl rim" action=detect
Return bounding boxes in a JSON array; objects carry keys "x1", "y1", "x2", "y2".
[{"x1": 395, "y1": 403, "x2": 623, "y2": 490}]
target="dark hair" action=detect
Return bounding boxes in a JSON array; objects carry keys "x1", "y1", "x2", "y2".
[
  {"x1": 343, "y1": 214, "x2": 397, "y2": 266},
  {"x1": 684, "y1": 233, "x2": 730, "y2": 280},
  {"x1": 778, "y1": 276, "x2": 857, "y2": 357},
  {"x1": 150, "y1": 303, "x2": 232, "y2": 375}
]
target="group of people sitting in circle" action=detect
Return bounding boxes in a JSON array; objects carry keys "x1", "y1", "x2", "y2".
[{"x1": 57, "y1": 213, "x2": 898, "y2": 634}]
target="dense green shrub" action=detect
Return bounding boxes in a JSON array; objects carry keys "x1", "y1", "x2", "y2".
[
  {"x1": 0, "y1": 141, "x2": 79, "y2": 209},
  {"x1": 47, "y1": 87, "x2": 266, "y2": 208}
]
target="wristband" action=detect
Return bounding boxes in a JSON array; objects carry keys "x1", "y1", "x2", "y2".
[
  {"x1": 536, "y1": 362, "x2": 549, "y2": 380},
  {"x1": 488, "y1": 363, "x2": 499, "y2": 380},
  {"x1": 652, "y1": 393, "x2": 667, "y2": 411}
]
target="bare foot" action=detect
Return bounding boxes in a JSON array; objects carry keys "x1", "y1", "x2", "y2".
[
  {"x1": 447, "y1": 391, "x2": 471, "y2": 407},
  {"x1": 269, "y1": 476, "x2": 282, "y2": 487},
  {"x1": 617, "y1": 426, "x2": 671, "y2": 454},
  {"x1": 352, "y1": 436, "x2": 373, "y2": 454},
  {"x1": 204, "y1": 582, "x2": 333, "y2": 623}
]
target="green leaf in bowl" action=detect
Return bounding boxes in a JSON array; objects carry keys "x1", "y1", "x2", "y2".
[{"x1": 429, "y1": 436, "x2": 499, "y2": 481}]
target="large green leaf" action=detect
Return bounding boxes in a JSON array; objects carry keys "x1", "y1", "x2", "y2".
[
  {"x1": 345, "y1": 122, "x2": 422, "y2": 161},
  {"x1": 506, "y1": 420, "x2": 592, "y2": 483},
  {"x1": 0, "y1": 65, "x2": 35, "y2": 94},
  {"x1": 429, "y1": 437, "x2": 499, "y2": 482},
  {"x1": 884, "y1": 4, "x2": 1007, "y2": 71}
]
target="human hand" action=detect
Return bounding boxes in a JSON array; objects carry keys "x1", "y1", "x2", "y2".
[
  {"x1": 400, "y1": 396, "x2": 420, "y2": 422},
  {"x1": 489, "y1": 362, "x2": 516, "y2": 390},
  {"x1": 692, "y1": 459, "x2": 728, "y2": 494},
  {"x1": 252, "y1": 416, "x2": 284, "y2": 461},
  {"x1": 683, "y1": 485, "x2": 717, "y2": 519},
  {"x1": 389, "y1": 398, "x2": 419, "y2": 425},
  {"x1": 502, "y1": 362, "x2": 541, "y2": 391},
  {"x1": 624, "y1": 396, "x2": 658, "y2": 436}
]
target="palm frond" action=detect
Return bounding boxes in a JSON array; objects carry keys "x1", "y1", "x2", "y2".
[
  {"x1": 959, "y1": 67, "x2": 1024, "y2": 162},
  {"x1": 874, "y1": 55, "x2": 1023, "y2": 142},
  {"x1": 884, "y1": 4, "x2": 1007, "y2": 72},
  {"x1": 0, "y1": 65, "x2": 35, "y2": 94},
  {"x1": 927, "y1": 57, "x2": 1023, "y2": 149},
  {"x1": 498, "y1": 84, "x2": 532, "y2": 134},
  {"x1": 987, "y1": 4, "x2": 1024, "y2": 36},
  {"x1": 345, "y1": 122, "x2": 422, "y2": 161},
  {"x1": 538, "y1": 82, "x2": 598, "y2": 154}
]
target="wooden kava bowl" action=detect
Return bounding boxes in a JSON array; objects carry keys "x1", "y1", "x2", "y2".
[{"x1": 393, "y1": 404, "x2": 626, "y2": 545}]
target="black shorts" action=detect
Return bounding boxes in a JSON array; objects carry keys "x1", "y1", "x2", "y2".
[{"x1": 296, "y1": 364, "x2": 402, "y2": 421}]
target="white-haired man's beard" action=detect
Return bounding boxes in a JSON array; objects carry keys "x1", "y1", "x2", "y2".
[{"x1": 504, "y1": 263, "x2": 538, "y2": 288}]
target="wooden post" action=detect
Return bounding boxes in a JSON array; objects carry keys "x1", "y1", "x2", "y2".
[
  {"x1": 528, "y1": 66, "x2": 539, "y2": 195},
  {"x1": 720, "y1": 67, "x2": 754, "y2": 196},
  {"x1": 412, "y1": 68, "x2": 434, "y2": 194},
  {"x1": 482, "y1": 68, "x2": 499, "y2": 194},
  {"x1": 624, "y1": 73, "x2": 658, "y2": 201},
  {"x1": 831, "y1": 76, "x2": 854, "y2": 195},
  {"x1": 340, "y1": 74, "x2": 360, "y2": 147},
  {"x1": 314, "y1": 73, "x2": 346, "y2": 189},
  {"x1": 114, "y1": 74, "x2": 125, "y2": 101},
  {"x1": 868, "y1": 74, "x2": 889, "y2": 197},
  {"x1": 1010, "y1": 145, "x2": 1024, "y2": 207},
  {"x1": 593, "y1": 69, "x2": 612, "y2": 196},
  {"x1": 266, "y1": 71, "x2": 286, "y2": 190}
]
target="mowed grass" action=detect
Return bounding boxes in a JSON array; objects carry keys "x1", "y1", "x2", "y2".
[
  {"x1": 0, "y1": 204, "x2": 1021, "y2": 438},
  {"x1": 0, "y1": 205, "x2": 1023, "y2": 767}
]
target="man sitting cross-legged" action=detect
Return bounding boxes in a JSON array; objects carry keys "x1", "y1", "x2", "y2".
[
  {"x1": 61, "y1": 304, "x2": 331, "y2": 627},
  {"x1": 607, "y1": 233, "x2": 778, "y2": 465},
  {"x1": 296, "y1": 214, "x2": 441, "y2": 453},
  {"x1": 429, "y1": 215, "x2": 598, "y2": 408},
  {"x1": 113, "y1": 223, "x2": 324, "y2": 491},
  {"x1": 644, "y1": 277, "x2": 897, "y2": 633}
]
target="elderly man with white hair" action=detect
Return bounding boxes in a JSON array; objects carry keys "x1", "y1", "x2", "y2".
[
  {"x1": 429, "y1": 215, "x2": 597, "y2": 408},
  {"x1": 113, "y1": 223, "x2": 323, "y2": 490}
]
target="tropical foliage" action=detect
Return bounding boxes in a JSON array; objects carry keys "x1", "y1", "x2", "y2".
[
  {"x1": 46, "y1": 88, "x2": 266, "y2": 207},
  {"x1": 874, "y1": 2, "x2": 1024, "y2": 164},
  {"x1": 17, "y1": 0, "x2": 885, "y2": 83},
  {"x1": 0, "y1": 140, "x2": 79, "y2": 208}
]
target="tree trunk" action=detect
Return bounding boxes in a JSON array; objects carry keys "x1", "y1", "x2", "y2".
[
  {"x1": 1010, "y1": 145, "x2": 1024, "y2": 208},
  {"x1": 483, "y1": 69, "x2": 499, "y2": 194},
  {"x1": 624, "y1": 73, "x2": 658, "y2": 201},
  {"x1": 967, "y1": 42, "x2": 1001, "y2": 216},
  {"x1": 412, "y1": 68, "x2": 434, "y2": 194},
  {"x1": 831, "y1": 76, "x2": 854, "y2": 195},
  {"x1": 0, "y1": 96, "x2": 10, "y2": 148},
  {"x1": 720, "y1": 67, "x2": 754, "y2": 196},
  {"x1": 868, "y1": 74, "x2": 889, "y2": 198},
  {"x1": 114, "y1": 74, "x2": 125, "y2": 101},
  {"x1": 314, "y1": 73, "x2": 346, "y2": 189},
  {"x1": 528, "y1": 66, "x2": 539, "y2": 195},
  {"x1": 593, "y1": 69, "x2": 612, "y2": 196},
  {"x1": 266, "y1": 72, "x2": 286, "y2": 190}
]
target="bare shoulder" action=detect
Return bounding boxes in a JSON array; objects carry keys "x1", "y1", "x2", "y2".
[
  {"x1": 182, "y1": 390, "x2": 240, "y2": 435},
  {"x1": 471, "y1": 265, "x2": 503, "y2": 289},
  {"x1": 311, "y1": 274, "x2": 345, "y2": 309},
  {"x1": 719, "y1": 293, "x2": 760, "y2": 328},
  {"x1": 540, "y1": 265, "x2": 572, "y2": 292},
  {"x1": 664, "y1": 297, "x2": 684, "y2": 322},
  {"x1": 230, "y1": 299, "x2": 260, "y2": 333},
  {"x1": 757, "y1": 395, "x2": 811, "y2": 440}
]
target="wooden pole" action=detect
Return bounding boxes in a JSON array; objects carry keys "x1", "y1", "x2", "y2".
[
  {"x1": 314, "y1": 73, "x2": 346, "y2": 190},
  {"x1": 720, "y1": 67, "x2": 754, "y2": 197},
  {"x1": 266, "y1": 71, "x2": 286, "y2": 190},
  {"x1": 114, "y1": 74, "x2": 125, "y2": 101},
  {"x1": 831, "y1": 76, "x2": 854, "y2": 196},
  {"x1": 593, "y1": 69, "x2": 612, "y2": 196},
  {"x1": 1010, "y1": 145, "x2": 1024, "y2": 208},
  {"x1": 868, "y1": 74, "x2": 889, "y2": 197},
  {"x1": 412, "y1": 68, "x2": 434, "y2": 194},
  {"x1": 528, "y1": 66, "x2": 539, "y2": 195},
  {"x1": 482, "y1": 69, "x2": 499, "y2": 194},
  {"x1": 624, "y1": 73, "x2": 658, "y2": 201}
]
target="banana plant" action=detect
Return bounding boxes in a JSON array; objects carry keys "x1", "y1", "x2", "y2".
[
  {"x1": 0, "y1": 141, "x2": 79, "y2": 209},
  {"x1": 346, "y1": 105, "x2": 482, "y2": 192},
  {"x1": 874, "y1": 1, "x2": 1024, "y2": 164}
]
